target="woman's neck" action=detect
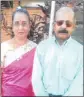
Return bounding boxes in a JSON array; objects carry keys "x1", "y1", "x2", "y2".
[{"x1": 11, "y1": 37, "x2": 28, "y2": 48}]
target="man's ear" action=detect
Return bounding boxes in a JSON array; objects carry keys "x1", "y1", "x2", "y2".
[
  {"x1": 71, "y1": 23, "x2": 76, "y2": 33},
  {"x1": 73, "y1": 18, "x2": 76, "y2": 28},
  {"x1": 53, "y1": 23, "x2": 56, "y2": 32},
  {"x1": 73, "y1": 23, "x2": 76, "y2": 29}
]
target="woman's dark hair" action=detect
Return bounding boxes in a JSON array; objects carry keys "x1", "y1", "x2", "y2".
[
  {"x1": 12, "y1": 7, "x2": 30, "y2": 22},
  {"x1": 11, "y1": 7, "x2": 30, "y2": 37}
]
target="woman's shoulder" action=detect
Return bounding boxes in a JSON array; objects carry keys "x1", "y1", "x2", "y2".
[
  {"x1": 1, "y1": 39, "x2": 13, "y2": 53},
  {"x1": 24, "y1": 40, "x2": 37, "y2": 52},
  {"x1": 1, "y1": 39, "x2": 12, "y2": 45},
  {"x1": 1, "y1": 39, "x2": 13, "y2": 62},
  {"x1": 1, "y1": 40, "x2": 10, "y2": 48},
  {"x1": 28, "y1": 40, "x2": 37, "y2": 47}
]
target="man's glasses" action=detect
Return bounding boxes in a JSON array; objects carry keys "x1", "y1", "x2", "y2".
[{"x1": 55, "y1": 20, "x2": 73, "y2": 27}]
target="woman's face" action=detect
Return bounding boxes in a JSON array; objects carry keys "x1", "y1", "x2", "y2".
[{"x1": 12, "y1": 12, "x2": 30, "y2": 39}]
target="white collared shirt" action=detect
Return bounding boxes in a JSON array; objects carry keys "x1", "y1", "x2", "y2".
[{"x1": 32, "y1": 36, "x2": 83, "y2": 96}]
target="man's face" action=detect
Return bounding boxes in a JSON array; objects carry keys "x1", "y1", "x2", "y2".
[{"x1": 54, "y1": 12, "x2": 75, "y2": 40}]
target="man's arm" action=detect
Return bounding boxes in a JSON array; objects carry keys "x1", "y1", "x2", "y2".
[
  {"x1": 64, "y1": 66, "x2": 83, "y2": 96},
  {"x1": 32, "y1": 48, "x2": 49, "y2": 96},
  {"x1": 64, "y1": 50, "x2": 83, "y2": 96}
]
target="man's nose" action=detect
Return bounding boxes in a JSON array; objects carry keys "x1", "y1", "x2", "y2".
[{"x1": 61, "y1": 22, "x2": 67, "y2": 28}]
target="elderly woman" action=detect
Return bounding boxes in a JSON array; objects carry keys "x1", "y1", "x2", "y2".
[{"x1": 1, "y1": 8, "x2": 37, "y2": 96}]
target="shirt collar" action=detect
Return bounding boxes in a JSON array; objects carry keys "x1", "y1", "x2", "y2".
[{"x1": 53, "y1": 36, "x2": 72, "y2": 46}]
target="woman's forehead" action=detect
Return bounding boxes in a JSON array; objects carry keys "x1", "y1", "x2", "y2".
[{"x1": 13, "y1": 12, "x2": 29, "y2": 21}]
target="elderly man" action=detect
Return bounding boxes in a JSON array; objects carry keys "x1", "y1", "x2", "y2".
[{"x1": 32, "y1": 6, "x2": 83, "y2": 96}]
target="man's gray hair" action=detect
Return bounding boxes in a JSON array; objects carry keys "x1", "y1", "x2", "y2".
[{"x1": 55, "y1": 6, "x2": 76, "y2": 23}]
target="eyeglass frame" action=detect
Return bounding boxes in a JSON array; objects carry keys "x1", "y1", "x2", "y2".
[{"x1": 54, "y1": 20, "x2": 74, "y2": 27}]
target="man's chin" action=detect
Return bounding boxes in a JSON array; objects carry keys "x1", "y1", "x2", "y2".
[{"x1": 56, "y1": 34, "x2": 70, "y2": 40}]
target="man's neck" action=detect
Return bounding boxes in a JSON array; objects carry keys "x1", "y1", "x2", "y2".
[
  {"x1": 55, "y1": 36, "x2": 69, "y2": 45},
  {"x1": 56, "y1": 38, "x2": 66, "y2": 45}
]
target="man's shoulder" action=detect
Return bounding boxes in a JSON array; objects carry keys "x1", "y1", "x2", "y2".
[
  {"x1": 36, "y1": 37, "x2": 54, "y2": 53},
  {"x1": 38, "y1": 37, "x2": 54, "y2": 48},
  {"x1": 71, "y1": 38, "x2": 83, "y2": 46},
  {"x1": 71, "y1": 38, "x2": 83, "y2": 50}
]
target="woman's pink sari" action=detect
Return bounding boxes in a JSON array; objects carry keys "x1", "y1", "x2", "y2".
[{"x1": 1, "y1": 48, "x2": 36, "y2": 96}]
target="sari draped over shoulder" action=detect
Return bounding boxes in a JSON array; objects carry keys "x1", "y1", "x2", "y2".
[{"x1": 1, "y1": 40, "x2": 36, "y2": 96}]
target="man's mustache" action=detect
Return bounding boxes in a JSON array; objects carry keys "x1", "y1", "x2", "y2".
[{"x1": 58, "y1": 29, "x2": 68, "y2": 33}]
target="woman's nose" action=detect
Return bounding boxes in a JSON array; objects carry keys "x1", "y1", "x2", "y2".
[{"x1": 18, "y1": 24, "x2": 23, "y2": 29}]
